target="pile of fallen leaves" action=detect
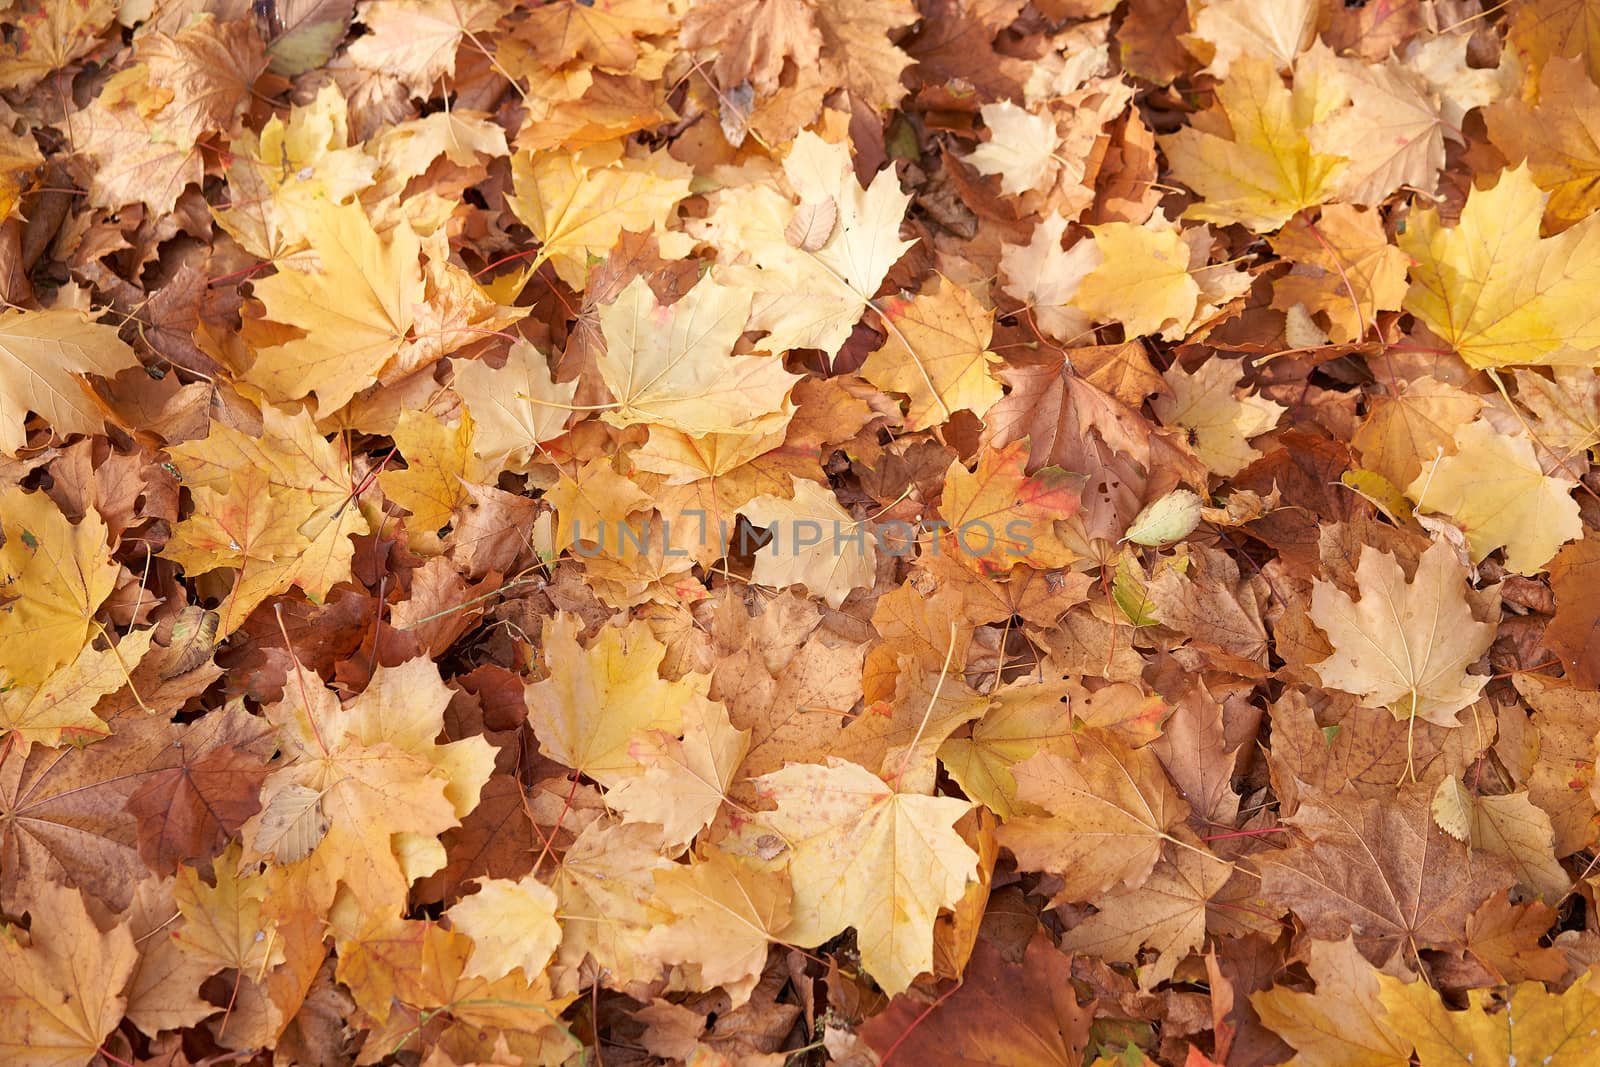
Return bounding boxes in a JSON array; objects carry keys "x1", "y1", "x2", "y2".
[{"x1": 3, "y1": 0, "x2": 1600, "y2": 1063}]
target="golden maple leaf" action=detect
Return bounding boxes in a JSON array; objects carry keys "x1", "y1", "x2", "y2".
[
  {"x1": 1161, "y1": 55, "x2": 1347, "y2": 233},
  {"x1": 1401, "y1": 164, "x2": 1600, "y2": 368},
  {"x1": 755, "y1": 757, "x2": 978, "y2": 995},
  {"x1": 0, "y1": 488, "x2": 120, "y2": 687}
]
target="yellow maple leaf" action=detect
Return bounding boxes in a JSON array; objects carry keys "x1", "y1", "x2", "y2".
[
  {"x1": 445, "y1": 874, "x2": 563, "y2": 982},
  {"x1": 0, "y1": 629, "x2": 153, "y2": 753},
  {"x1": 163, "y1": 403, "x2": 367, "y2": 634},
  {"x1": 596, "y1": 275, "x2": 800, "y2": 436},
  {"x1": 858, "y1": 278, "x2": 1003, "y2": 431},
  {"x1": 379, "y1": 409, "x2": 480, "y2": 535},
  {"x1": 740, "y1": 477, "x2": 878, "y2": 609},
  {"x1": 247, "y1": 201, "x2": 423, "y2": 413},
  {"x1": 1250, "y1": 937, "x2": 1414, "y2": 1067},
  {"x1": 1073, "y1": 218, "x2": 1201, "y2": 340},
  {"x1": 0, "y1": 308, "x2": 141, "y2": 456},
  {"x1": 643, "y1": 846, "x2": 793, "y2": 1006},
  {"x1": 243, "y1": 659, "x2": 495, "y2": 916},
  {"x1": 214, "y1": 84, "x2": 377, "y2": 260},
  {"x1": 755, "y1": 757, "x2": 978, "y2": 995},
  {"x1": 507, "y1": 141, "x2": 692, "y2": 291},
  {"x1": 544, "y1": 456, "x2": 653, "y2": 554},
  {"x1": 1489, "y1": 59, "x2": 1600, "y2": 228},
  {"x1": 525, "y1": 613, "x2": 709, "y2": 786},
  {"x1": 700, "y1": 131, "x2": 915, "y2": 356},
  {"x1": 0, "y1": 0, "x2": 117, "y2": 93},
  {"x1": 0, "y1": 880, "x2": 137, "y2": 1067},
  {"x1": 1377, "y1": 964, "x2": 1600, "y2": 1066},
  {"x1": 1160, "y1": 55, "x2": 1347, "y2": 232},
  {"x1": 0, "y1": 488, "x2": 120, "y2": 687},
  {"x1": 938, "y1": 438, "x2": 1082, "y2": 573},
  {"x1": 547, "y1": 818, "x2": 674, "y2": 993},
  {"x1": 1308, "y1": 541, "x2": 1496, "y2": 727},
  {"x1": 1154, "y1": 357, "x2": 1285, "y2": 477},
  {"x1": 452, "y1": 340, "x2": 578, "y2": 473},
  {"x1": 1402, "y1": 164, "x2": 1600, "y2": 368},
  {"x1": 173, "y1": 845, "x2": 285, "y2": 975},
  {"x1": 938, "y1": 679, "x2": 1077, "y2": 819},
  {"x1": 606, "y1": 694, "x2": 750, "y2": 846},
  {"x1": 1408, "y1": 419, "x2": 1583, "y2": 575},
  {"x1": 1271, "y1": 205, "x2": 1409, "y2": 343}
]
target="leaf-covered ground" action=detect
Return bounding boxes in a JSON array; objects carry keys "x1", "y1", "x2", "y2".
[{"x1": 2, "y1": 0, "x2": 1600, "y2": 1064}]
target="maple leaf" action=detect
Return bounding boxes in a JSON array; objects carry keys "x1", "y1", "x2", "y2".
[
  {"x1": 247, "y1": 201, "x2": 423, "y2": 412},
  {"x1": 859, "y1": 278, "x2": 1003, "y2": 431},
  {"x1": 596, "y1": 275, "x2": 800, "y2": 436},
  {"x1": 1351, "y1": 375, "x2": 1482, "y2": 490},
  {"x1": 1272, "y1": 206, "x2": 1409, "y2": 343},
  {"x1": 243, "y1": 659, "x2": 494, "y2": 916},
  {"x1": 508, "y1": 141, "x2": 692, "y2": 291},
  {"x1": 1301, "y1": 43, "x2": 1453, "y2": 206},
  {"x1": 740, "y1": 478, "x2": 878, "y2": 609},
  {"x1": 547, "y1": 818, "x2": 674, "y2": 994},
  {"x1": 445, "y1": 874, "x2": 563, "y2": 982},
  {"x1": 1186, "y1": 0, "x2": 1315, "y2": 75},
  {"x1": 1160, "y1": 56, "x2": 1348, "y2": 232},
  {"x1": 938, "y1": 438, "x2": 1082, "y2": 573},
  {"x1": 379, "y1": 409, "x2": 480, "y2": 534},
  {"x1": 1073, "y1": 218, "x2": 1201, "y2": 340},
  {"x1": 964, "y1": 101, "x2": 1060, "y2": 196},
  {"x1": 606, "y1": 693, "x2": 749, "y2": 846},
  {"x1": 701, "y1": 131, "x2": 914, "y2": 357},
  {"x1": 0, "y1": 488, "x2": 121, "y2": 688},
  {"x1": 1153, "y1": 357, "x2": 1284, "y2": 478},
  {"x1": 214, "y1": 84, "x2": 376, "y2": 259},
  {"x1": 345, "y1": 0, "x2": 497, "y2": 97},
  {"x1": 755, "y1": 758, "x2": 978, "y2": 995},
  {"x1": 1250, "y1": 936, "x2": 1414, "y2": 1067},
  {"x1": 141, "y1": 13, "x2": 266, "y2": 147},
  {"x1": 0, "y1": 308, "x2": 141, "y2": 456},
  {"x1": 1377, "y1": 964, "x2": 1600, "y2": 1066},
  {"x1": 1058, "y1": 845, "x2": 1234, "y2": 992},
  {"x1": 938, "y1": 678, "x2": 1077, "y2": 819},
  {"x1": 997, "y1": 729, "x2": 1189, "y2": 900},
  {"x1": 452, "y1": 340, "x2": 577, "y2": 473},
  {"x1": 643, "y1": 846, "x2": 793, "y2": 1005},
  {"x1": 172, "y1": 846, "x2": 285, "y2": 976},
  {"x1": 1259, "y1": 787, "x2": 1515, "y2": 967},
  {"x1": 0, "y1": 0, "x2": 117, "y2": 92},
  {"x1": 861, "y1": 933, "x2": 1092, "y2": 1066},
  {"x1": 162, "y1": 403, "x2": 367, "y2": 634},
  {"x1": 0, "y1": 880, "x2": 137, "y2": 1067},
  {"x1": 125, "y1": 706, "x2": 273, "y2": 875},
  {"x1": 525, "y1": 613, "x2": 708, "y2": 786},
  {"x1": 1407, "y1": 419, "x2": 1582, "y2": 575},
  {"x1": 0, "y1": 629, "x2": 153, "y2": 754},
  {"x1": 1546, "y1": 536, "x2": 1600, "y2": 686},
  {"x1": 838, "y1": 658, "x2": 990, "y2": 794},
  {"x1": 1401, "y1": 164, "x2": 1600, "y2": 368},
  {"x1": 998, "y1": 214, "x2": 1098, "y2": 343},
  {"x1": 1308, "y1": 541, "x2": 1496, "y2": 727},
  {"x1": 1488, "y1": 58, "x2": 1600, "y2": 228},
  {"x1": 681, "y1": 0, "x2": 822, "y2": 95}
]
